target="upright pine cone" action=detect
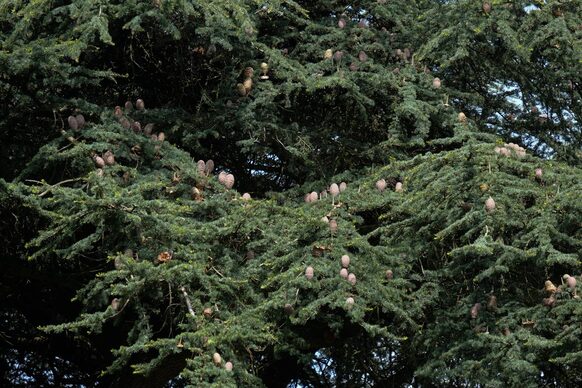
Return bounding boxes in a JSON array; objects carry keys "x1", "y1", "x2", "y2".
[
  {"x1": 197, "y1": 160, "x2": 206, "y2": 176},
  {"x1": 224, "y1": 174, "x2": 235, "y2": 189},
  {"x1": 376, "y1": 179, "x2": 387, "y2": 192},
  {"x1": 204, "y1": 160, "x2": 215, "y2": 175},
  {"x1": 68, "y1": 115, "x2": 79, "y2": 131},
  {"x1": 485, "y1": 196, "x2": 496, "y2": 212},
  {"x1": 75, "y1": 114, "x2": 86, "y2": 129},
  {"x1": 218, "y1": 171, "x2": 228, "y2": 185},
  {"x1": 103, "y1": 151, "x2": 115, "y2": 166},
  {"x1": 329, "y1": 183, "x2": 340, "y2": 197}
]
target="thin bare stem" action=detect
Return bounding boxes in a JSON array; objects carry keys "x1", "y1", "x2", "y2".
[{"x1": 180, "y1": 286, "x2": 196, "y2": 318}]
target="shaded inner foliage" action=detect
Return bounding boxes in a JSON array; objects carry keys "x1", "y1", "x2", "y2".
[{"x1": 1, "y1": 1, "x2": 581, "y2": 387}]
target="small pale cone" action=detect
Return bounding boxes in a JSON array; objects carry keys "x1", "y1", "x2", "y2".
[
  {"x1": 205, "y1": 159, "x2": 214, "y2": 175},
  {"x1": 386, "y1": 269, "x2": 393, "y2": 280},
  {"x1": 329, "y1": 219, "x2": 338, "y2": 234},
  {"x1": 321, "y1": 216, "x2": 329, "y2": 223},
  {"x1": 304, "y1": 194, "x2": 312, "y2": 203},
  {"x1": 96, "y1": 168, "x2": 104, "y2": 177},
  {"x1": 75, "y1": 114, "x2": 86, "y2": 128},
  {"x1": 376, "y1": 179, "x2": 387, "y2": 192},
  {"x1": 338, "y1": 18, "x2": 346, "y2": 28},
  {"x1": 212, "y1": 352, "x2": 222, "y2": 366},
  {"x1": 340, "y1": 268, "x2": 348, "y2": 278},
  {"x1": 225, "y1": 361, "x2": 233, "y2": 371},
  {"x1": 218, "y1": 171, "x2": 228, "y2": 185},
  {"x1": 114, "y1": 106, "x2": 123, "y2": 117},
  {"x1": 131, "y1": 121, "x2": 142, "y2": 133},
  {"x1": 242, "y1": 193, "x2": 251, "y2": 201},
  {"x1": 260, "y1": 62, "x2": 269, "y2": 73},
  {"x1": 203, "y1": 307, "x2": 213, "y2": 318},
  {"x1": 535, "y1": 168, "x2": 543, "y2": 178},
  {"x1": 197, "y1": 160, "x2": 206, "y2": 176},
  {"x1": 124, "y1": 101, "x2": 133, "y2": 110},
  {"x1": 349, "y1": 63, "x2": 358, "y2": 72},
  {"x1": 485, "y1": 196, "x2": 496, "y2": 212},
  {"x1": 224, "y1": 174, "x2": 235, "y2": 189},
  {"x1": 432, "y1": 77, "x2": 441, "y2": 89},
  {"x1": 566, "y1": 275, "x2": 576, "y2": 290},
  {"x1": 329, "y1": 183, "x2": 340, "y2": 197},
  {"x1": 348, "y1": 273, "x2": 356, "y2": 286},
  {"x1": 346, "y1": 297, "x2": 355, "y2": 306},
  {"x1": 358, "y1": 51, "x2": 368, "y2": 62},
  {"x1": 341, "y1": 255, "x2": 350, "y2": 268},
  {"x1": 158, "y1": 132, "x2": 165, "y2": 142},
  {"x1": 309, "y1": 191, "x2": 318, "y2": 202},
  {"x1": 120, "y1": 118, "x2": 131, "y2": 129},
  {"x1": 103, "y1": 151, "x2": 115, "y2": 166},
  {"x1": 324, "y1": 49, "x2": 333, "y2": 60},
  {"x1": 458, "y1": 112, "x2": 467, "y2": 123},
  {"x1": 482, "y1": 1, "x2": 491, "y2": 13},
  {"x1": 237, "y1": 83, "x2": 247, "y2": 96},
  {"x1": 544, "y1": 280, "x2": 557, "y2": 294},
  {"x1": 470, "y1": 302, "x2": 482, "y2": 319},
  {"x1": 243, "y1": 78, "x2": 253, "y2": 93},
  {"x1": 111, "y1": 298, "x2": 120, "y2": 311},
  {"x1": 395, "y1": 182, "x2": 403, "y2": 192},
  {"x1": 339, "y1": 182, "x2": 347, "y2": 192},
  {"x1": 136, "y1": 98, "x2": 145, "y2": 110},
  {"x1": 305, "y1": 266, "x2": 314, "y2": 280},
  {"x1": 94, "y1": 155, "x2": 105, "y2": 168}
]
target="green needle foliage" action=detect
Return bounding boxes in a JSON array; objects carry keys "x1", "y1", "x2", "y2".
[{"x1": 1, "y1": 0, "x2": 580, "y2": 387}]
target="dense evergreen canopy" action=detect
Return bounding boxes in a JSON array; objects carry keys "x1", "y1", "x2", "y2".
[{"x1": 1, "y1": 1, "x2": 580, "y2": 387}]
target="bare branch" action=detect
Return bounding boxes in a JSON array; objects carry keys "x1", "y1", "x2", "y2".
[{"x1": 180, "y1": 286, "x2": 196, "y2": 318}]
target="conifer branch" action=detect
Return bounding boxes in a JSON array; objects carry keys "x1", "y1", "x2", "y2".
[{"x1": 25, "y1": 178, "x2": 84, "y2": 197}]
